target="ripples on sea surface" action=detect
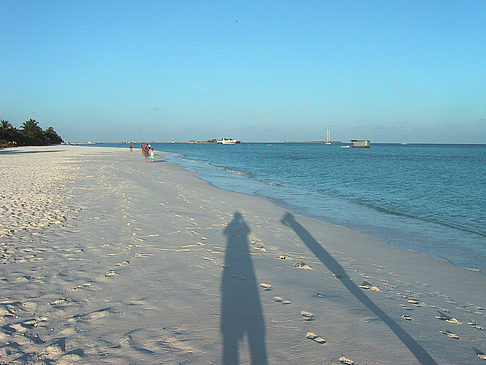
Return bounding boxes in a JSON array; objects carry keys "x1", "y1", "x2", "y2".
[{"x1": 96, "y1": 143, "x2": 486, "y2": 272}]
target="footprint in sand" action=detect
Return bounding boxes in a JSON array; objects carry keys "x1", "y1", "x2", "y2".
[
  {"x1": 260, "y1": 282, "x2": 272, "y2": 291},
  {"x1": 84, "y1": 309, "x2": 110, "y2": 321},
  {"x1": 58, "y1": 327, "x2": 76, "y2": 336},
  {"x1": 9, "y1": 323, "x2": 28, "y2": 334},
  {"x1": 22, "y1": 319, "x2": 38, "y2": 328},
  {"x1": 272, "y1": 296, "x2": 291, "y2": 305},
  {"x1": 254, "y1": 246, "x2": 267, "y2": 252},
  {"x1": 294, "y1": 262, "x2": 314, "y2": 270},
  {"x1": 0, "y1": 331, "x2": 10, "y2": 342},
  {"x1": 0, "y1": 307, "x2": 15, "y2": 320},
  {"x1": 105, "y1": 270, "x2": 117, "y2": 277},
  {"x1": 72, "y1": 283, "x2": 94, "y2": 291},
  {"x1": 401, "y1": 314, "x2": 412, "y2": 321},
  {"x1": 120, "y1": 334, "x2": 155, "y2": 353},
  {"x1": 14, "y1": 276, "x2": 30, "y2": 283},
  {"x1": 440, "y1": 330, "x2": 460, "y2": 339},
  {"x1": 475, "y1": 349, "x2": 486, "y2": 360},
  {"x1": 359, "y1": 281, "x2": 381, "y2": 292},
  {"x1": 115, "y1": 260, "x2": 130, "y2": 267},
  {"x1": 435, "y1": 311, "x2": 462, "y2": 324},
  {"x1": 301, "y1": 310, "x2": 314, "y2": 321},
  {"x1": 41, "y1": 342, "x2": 65, "y2": 359},
  {"x1": 468, "y1": 321, "x2": 485, "y2": 331},
  {"x1": 58, "y1": 353, "x2": 84, "y2": 364},
  {"x1": 305, "y1": 331, "x2": 326, "y2": 344},
  {"x1": 49, "y1": 298, "x2": 67, "y2": 306},
  {"x1": 134, "y1": 253, "x2": 152, "y2": 258},
  {"x1": 407, "y1": 299, "x2": 421, "y2": 307},
  {"x1": 202, "y1": 256, "x2": 217, "y2": 263},
  {"x1": 339, "y1": 355, "x2": 355, "y2": 364}
]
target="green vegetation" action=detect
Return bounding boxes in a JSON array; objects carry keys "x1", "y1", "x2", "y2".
[{"x1": 0, "y1": 119, "x2": 63, "y2": 147}]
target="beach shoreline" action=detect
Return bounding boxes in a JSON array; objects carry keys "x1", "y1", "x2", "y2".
[
  {"x1": 1, "y1": 145, "x2": 485, "y2": 364},
  {"x1": 162, "y1": 143, "x2": 486, "y2": 274}
]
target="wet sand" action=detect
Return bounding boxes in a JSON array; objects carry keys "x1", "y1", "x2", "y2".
[{"x1": 1, "y1": 145, "x2": 485, "y2": 364}]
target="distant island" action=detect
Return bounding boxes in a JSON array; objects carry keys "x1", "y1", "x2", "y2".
[{"x1": 0, "y1": 119, "x2": 63, "y2": 148}]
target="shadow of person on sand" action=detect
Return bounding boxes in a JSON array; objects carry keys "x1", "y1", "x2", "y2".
[
  {"x1": 0, "y1": 149, "x2": 63, "y2": 155},
  {"x1": 221, "y1": 212, "x2": 268, "y2": 365},
  {"x1": 281, "y1": 212, "x2": 437, "y2": 365}
]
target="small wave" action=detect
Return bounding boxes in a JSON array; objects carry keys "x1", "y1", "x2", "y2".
[
  {"x1": 214, "y1": 166, "x2": 286, "y2": 187},
  {"x1": 260, "y1": 180, "x2": 282, "y2": 187},
  {"x1": 355, "y1": 200, "x2": 486, "y2": 238},
  {"x1": 175, "y1": 154, "x2": 284, "y2": 188},
  {"x1": 220, "y1": 166, "x2": 255, "y2": 179}
]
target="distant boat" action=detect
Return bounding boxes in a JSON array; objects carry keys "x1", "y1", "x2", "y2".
[
  {"x1": 351, "y1": 139, "x2": 371, "y2": 148},
  {"x1": 218, "y1": 138, "x2": 241, "y2": 144},
  {"x1": 324, "y1": 129, "x2": 332, "y2": 145},
  {"x1": 341, "y1": 145, "x2": 351, "y2": 148}
]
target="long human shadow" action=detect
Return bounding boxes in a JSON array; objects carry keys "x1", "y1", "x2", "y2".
[
  {"x1": 221, "y1": 212, "x2": 268, "y2": 365},
  {"x1": 0, "y1": 149, "x2": 62, "y2": 155},
  {"x1": 281, "y1": 212, "x2": 437, "y2": 365}
]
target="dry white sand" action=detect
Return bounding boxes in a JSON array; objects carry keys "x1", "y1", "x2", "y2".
[{"x1": 0, "y1": 145, "x2": 485, "y2": 364}]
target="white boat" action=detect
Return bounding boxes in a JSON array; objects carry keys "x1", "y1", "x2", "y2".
[
  {"x1": 218, "y1": 138, "x2": 240, "y2": 144},
  {"x1": 341, "y1": 145, "x2": 350, "y2": 148}
]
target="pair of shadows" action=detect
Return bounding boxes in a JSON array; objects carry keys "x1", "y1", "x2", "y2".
[{"x1": 220, "y1": 212, "x2": 437, "y2": 365}]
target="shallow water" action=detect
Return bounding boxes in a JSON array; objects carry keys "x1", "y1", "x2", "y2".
[{"x1": 93, "y1": 143, "x2": 486, "y2": 272}]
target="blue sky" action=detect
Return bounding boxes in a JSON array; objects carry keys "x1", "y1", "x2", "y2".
[{"x1": 1, "y1": 1, "x2": 485, "y2": 143}]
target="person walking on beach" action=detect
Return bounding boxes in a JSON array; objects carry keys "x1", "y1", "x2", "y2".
[
  {"x1": 141, "y1": 144, "x2": 149, "y2": 159},
  {"x1": 144, "y1": 146, "x2": 150, "y2": 162},
  {"x1": 149, "y1": 148, "x2": 155, "y2": 162},
  {"x1": 129, "y1": 142, "x2": 133, "y2": 151}
]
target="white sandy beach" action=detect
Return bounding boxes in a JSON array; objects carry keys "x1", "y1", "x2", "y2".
[{"x1": 0, "y1": 145, "x2": 485, "y2": 364}]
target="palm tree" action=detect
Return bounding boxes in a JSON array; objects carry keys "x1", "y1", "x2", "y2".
[
  {"x1": 1, "y1": 119, "x2": 63, "y2": 146},
  {"x1": 0, "y1": 120, "x2": 15, "y2": 145},
  {"x1": 43, "y1": 126, "x2": 63, "y2": 144},
  {"x1": 0, "y1": 120, "x2": 13, "y2": 133},
  {"x1": 21, "y1": 119, "x2": 43, "y2": 145},
  {"x1": 21, "y1": 118, "x2": 42, "y2": 135}
]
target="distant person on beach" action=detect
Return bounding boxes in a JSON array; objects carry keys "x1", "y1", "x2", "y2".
[
  {"x1": 149, "y1": 148, "x2": 155, "y2": 162},
  {"x1": 144, "y1": 146, "x2": 150, "y2": 162},
  {"x1": 129, "y1": 142, "x2": 133, "y2": 151}
]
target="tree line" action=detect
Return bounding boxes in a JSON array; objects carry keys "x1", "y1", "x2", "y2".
[{"x1": 0, "y1": 119, "x2": 63, "y2": 147}]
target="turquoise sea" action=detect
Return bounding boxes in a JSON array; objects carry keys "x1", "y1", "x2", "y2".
[{"x1": 94, "y1": 143, "x2": 486, "y2": 273}]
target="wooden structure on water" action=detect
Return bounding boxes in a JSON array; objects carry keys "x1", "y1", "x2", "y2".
[{"x1": 351, "y1": 140, "x2": 371, "y2": 148}]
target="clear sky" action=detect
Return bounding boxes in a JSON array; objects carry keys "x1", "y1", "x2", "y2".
[{"x1": 1, "y1": 1, "x2": 485, "y2": 143}]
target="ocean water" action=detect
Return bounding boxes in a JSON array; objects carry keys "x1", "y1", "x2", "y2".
[{"x1": 95, "y1": 143, "x2": 486, "y2": 272}]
